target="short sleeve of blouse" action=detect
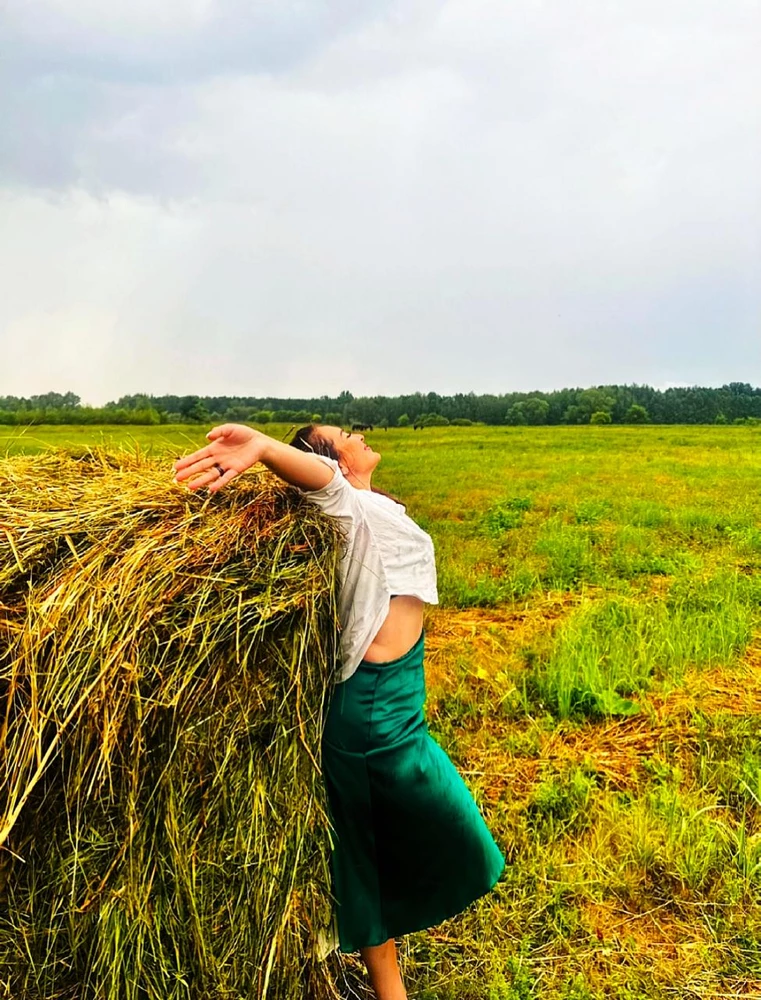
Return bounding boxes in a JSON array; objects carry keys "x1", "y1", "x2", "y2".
[{"x1": 302, "y1": 456, "x2": 364, "y2": 525}]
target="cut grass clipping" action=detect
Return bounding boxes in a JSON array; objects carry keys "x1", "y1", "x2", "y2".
[{"x1": 0, "y1": 450, "x2": 347, "y2": 1000}]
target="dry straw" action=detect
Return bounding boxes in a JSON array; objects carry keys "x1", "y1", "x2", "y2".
[{"x1": 0, "y1": 449, "x2": 348, "y2": 1000}]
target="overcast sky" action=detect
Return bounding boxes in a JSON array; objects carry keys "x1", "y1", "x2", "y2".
[{"x1": 1, "y1": 0, "x2": 760, "y2": 404}]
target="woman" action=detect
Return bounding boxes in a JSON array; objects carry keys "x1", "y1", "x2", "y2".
[{"x1": 174, "y1": 423, "x2": 504, "y2": 1000}]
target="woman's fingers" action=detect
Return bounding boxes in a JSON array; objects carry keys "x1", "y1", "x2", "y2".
[
  {"x1": 178, "y1": 465, "x2": 237, "y2": 494},
  {"x1": 207, "y1": 468, "x2": 238, "y2": 493},
  {"x1": 181, "y1": 468, "x2": 223, "y2": 492},
  {"x1": 174, "y1": 454, "x2": 238, "y2": 492},
  {"x1": 206, "y1": 424, "x2": 234, "y2": 442},
  {"x1": 173, "y1": 444, "x2": 217, "y2": 472},
  {"x1": 173, "y1": 454, "x2": 222, "y2": 483}
]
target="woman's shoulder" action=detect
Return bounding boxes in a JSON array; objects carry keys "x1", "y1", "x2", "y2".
[{"x1": 361, "y1": 490, "x2": 407, "y2": 516}]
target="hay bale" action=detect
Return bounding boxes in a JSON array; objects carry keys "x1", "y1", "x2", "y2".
[{"x1": 0, "y1": 450, "x2": 346, "y2": 999}]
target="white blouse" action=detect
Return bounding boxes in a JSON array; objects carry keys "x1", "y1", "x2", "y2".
[{"x1": 303, "y1": 457, "x2": 438, "y2": 682}]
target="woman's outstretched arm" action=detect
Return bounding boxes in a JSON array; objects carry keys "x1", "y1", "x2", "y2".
[{"x1": 173, "y1": 424, "x2": 334, "y2": 493}]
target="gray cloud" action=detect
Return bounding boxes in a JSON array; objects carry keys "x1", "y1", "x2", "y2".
[
  {"x1": 1, "y1": 0, "x2": 760, "y2": 402},
  {"x1": 2, "y1": 0, "x2": 393, "y2": 82}
]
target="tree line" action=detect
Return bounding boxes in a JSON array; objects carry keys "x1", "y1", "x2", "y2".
[{"x1": 1, "y1": 385, "x2": 761, "y2": 427}]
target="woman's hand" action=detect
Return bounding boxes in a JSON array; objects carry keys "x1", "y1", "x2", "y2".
[
  {"x1": 174, "y1": 423, "x2": 335, "y2": 493},
  {"x1": 173, "y1": 424, "x2": 267, "y2": 492}
]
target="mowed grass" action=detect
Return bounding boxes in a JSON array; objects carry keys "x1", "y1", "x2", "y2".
[{"x1": 5, "y1": 423, "x2": 761, "y2": 999}]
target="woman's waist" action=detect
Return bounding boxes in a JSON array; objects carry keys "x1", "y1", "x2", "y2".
[
  {"x1": 359, "y1": 628, "x2": 425, "y2": 671},
  {"x1": 361, "y1": 596, "x2": 424, "y2": 664},
  {"x1": 324, "y1": 632, "x2": 427, "y2": 751}
]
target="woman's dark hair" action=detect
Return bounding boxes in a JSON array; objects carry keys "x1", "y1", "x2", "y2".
[
  {"x1": 289, "y1": 425, "x2": 400, "y2": 503},
  {"x1": 289, "y1": 424, "x2": 340, "y2": 461}
]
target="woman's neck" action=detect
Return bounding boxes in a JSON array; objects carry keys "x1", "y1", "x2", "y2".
[{"x1": 344, "y1": 469, "x2": 372, "y2": 491}]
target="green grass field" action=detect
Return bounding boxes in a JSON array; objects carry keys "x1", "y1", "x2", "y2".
[{"x1": 5, "y1": 423, "x2": 761, "y2": 999}]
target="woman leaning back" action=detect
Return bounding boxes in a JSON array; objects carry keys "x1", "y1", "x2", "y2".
[{"x1": 174, "y1": 423, "x2": 504, "y2": 1000}]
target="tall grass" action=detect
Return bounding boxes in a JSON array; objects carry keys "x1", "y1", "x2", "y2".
[{"x1": 529, "y1": 573, "x2": 754, "y2": 719}]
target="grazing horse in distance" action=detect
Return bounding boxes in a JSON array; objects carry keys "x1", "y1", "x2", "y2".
[{"x1": 351, "y1": 423, "x2": 374, "y2": 432}]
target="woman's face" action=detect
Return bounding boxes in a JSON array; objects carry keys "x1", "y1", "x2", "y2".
[{"x1": 319, "y1": 426, "x2": 380, "y2": 480}]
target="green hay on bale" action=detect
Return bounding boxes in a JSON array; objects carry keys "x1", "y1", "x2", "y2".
[{"x1": 0, "y1": 450, "x2": 351, "y2": 999}]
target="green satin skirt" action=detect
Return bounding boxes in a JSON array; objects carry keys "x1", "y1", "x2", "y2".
[{"x1": 321, "y1": 631, "x2": 504, "y2": 953}]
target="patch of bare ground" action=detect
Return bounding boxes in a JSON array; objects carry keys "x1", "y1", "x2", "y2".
[
  {"x1": 575, "y1": 908, "x2": 761, "y2": 1000},
  {"x1": 473, "y1": 656, "x2": 761, "y2": 806},
  {"x1": 653, "y1": 638, "x2": 761, "y2": 718},
  {"x1": 541, "y1": 645, "x2": 761, "y2": 794},
  {"x1": 463, "y1": 742, "x2": 543, "y2": 805},
  {"x1": 462, "y1": 716, "x2": 662, "y2": 806},
  {"x1": 424, "y1": 605, "x2": 761, "y2": 806},
  {"x1": 423, "y1": 594, "x2": 580, "y2": 691},
  {"x1": 579, "y1": 899, "x2": 712, "y2": 984}
]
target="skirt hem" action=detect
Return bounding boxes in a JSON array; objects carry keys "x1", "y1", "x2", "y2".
[{"x1": 337, "y1": 858, "x2": 505, "y2": 953}]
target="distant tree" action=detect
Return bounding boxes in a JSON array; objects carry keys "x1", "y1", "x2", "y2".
[
  {"x1": 523, "y1": 398, "x2": 550, "y2": 425},
  {"x1": 178, "y1": 396, "x2": 198, "y2": 419},
  {"x1": 590, "y1": 410, "x2": 612, "y2": 425},
  {"x1": 397, "y1": 413, "x2": 410, "y2": 427},
  {"x1": 112, "y1": 393, "x2": 153, "y2": 411},
  {"x1": 417, "y1": 413, "x2": 449, "y2": 427},
  {"x1": 133, "y1": 408, "x2": 161, "y2": 425},
  {"x1": 505, "y1": 403, "x2": 528, "y2": 425},
  {"x1": 450, "y1": 417, "x2": 473, "y2": 426},
  {"x1": 347, "y1": 398, "x2": 382, "y2": 426},
  {"x1": 187, "y1": 400, "x2": 211, "y2": 423},
  {"x1": 30, "y1": 391, "x2": 81, "y2": 409},
  {"x1": 715, "y1": 412, "x2": 728, "y2": 424},
  {"x1": 255, "y1": 410, "x2": 272, "y2": 424},
  {"x1": 724, "y1": 382, "x2": 755, "y2": 395},
  {"x1": 578, "y1": 388, "x2": 616, "y2": 422},
  {"x1": 625, "y1": 404, "x2": 649, "y2": 424},
  {"x1": 311, "y1": 413, "x2": 322, "y2": 423},
  {"x1": 225, "y1": 405, "x2": 252, "y2": 422},
  {"x1": 323, "y1": 412, "x2": 342, "y2": 425}
]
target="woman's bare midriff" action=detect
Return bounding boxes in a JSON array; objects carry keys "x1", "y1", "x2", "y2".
[{"x1": 362, "y1": 595, "x2": 425, "y2": 663}]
